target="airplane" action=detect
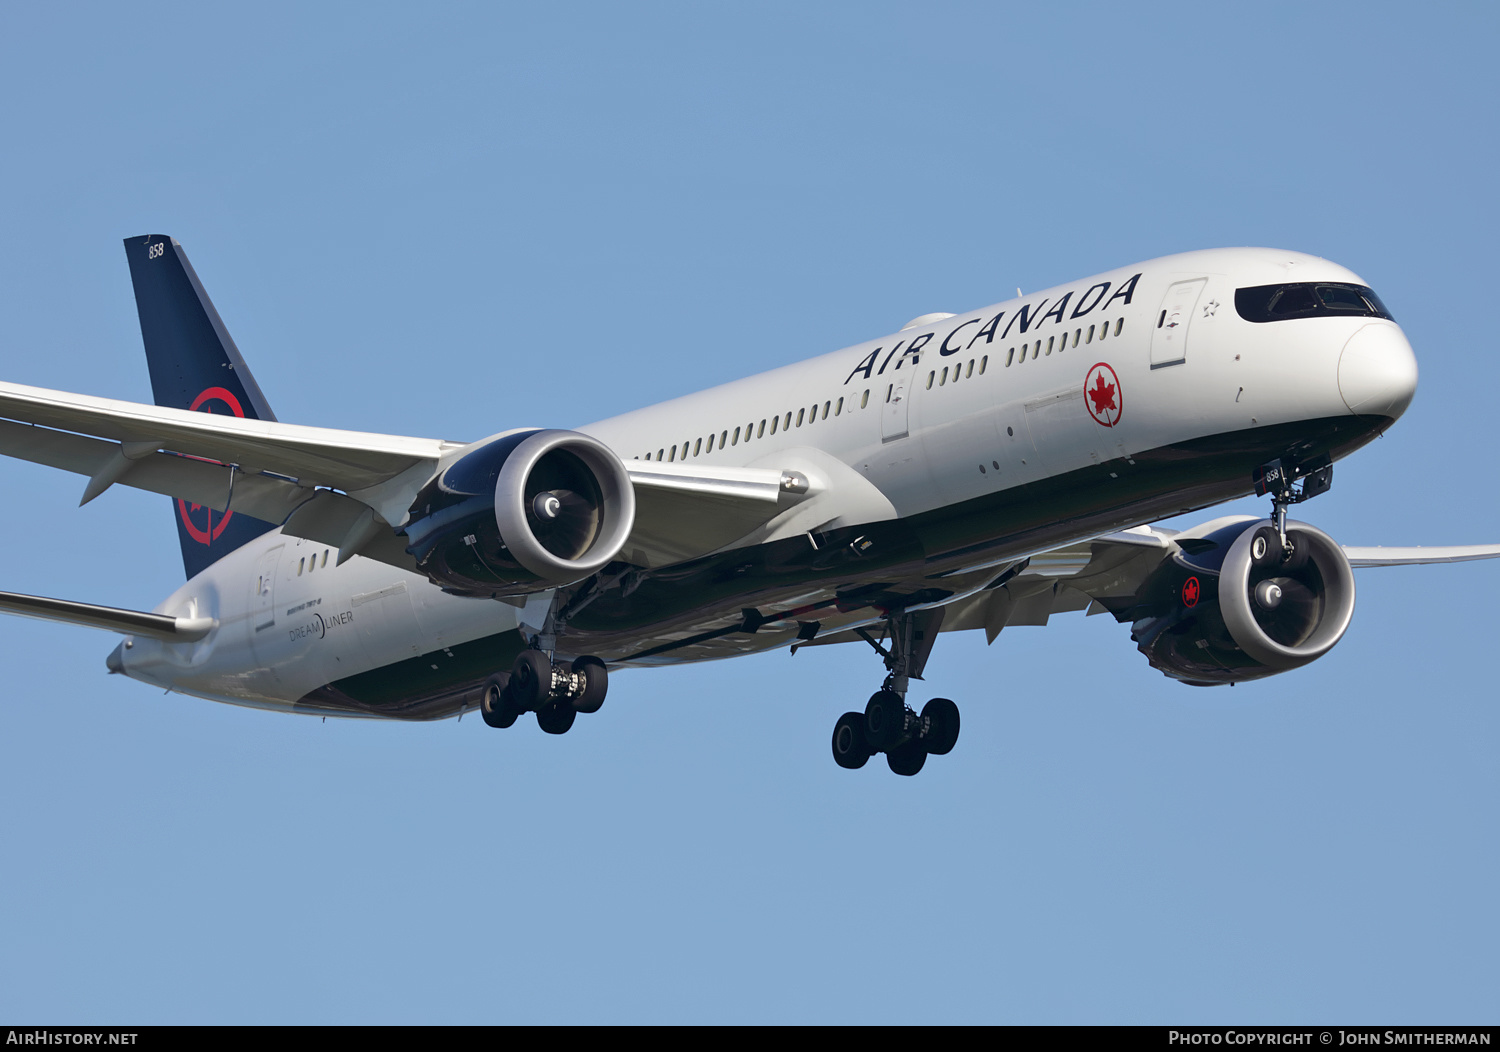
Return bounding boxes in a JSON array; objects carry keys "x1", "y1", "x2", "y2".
[{"x1": 2, "y1": 235, "x2": 1496, "y2": 777}]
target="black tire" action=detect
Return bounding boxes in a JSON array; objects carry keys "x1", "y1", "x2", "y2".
[
  {"x1": 864, "y1": 689, "x2": 907, "y2": 752},
  {"x1": 1249, "y1": 526, "x2": 1281, "y2": 569},
  {"x1": 510, "y1": 649, "x2": 553, "y2": 711},
  {"x1": 536, "y1": 702, "x2": 576, "y2": 735},
  {"x1": 921, "y1": 697, "x2": 960, "y2": 756},
  {"x1": 570, "y1": 655, "x2": 608, "y2": 714},
  {"x1": 886, "y1": 740, "x2": 927, "y2": 776},
  {"x1": 831, "y1": 712, "x2": 871, "y2": 770},
  {"x1": 479, "y1": 672, "x2": 518, "y2": 729}
]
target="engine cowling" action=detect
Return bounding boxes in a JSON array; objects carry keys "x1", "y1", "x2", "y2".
[
  {"x1": 1128, "y1": 518, "x2": 1356, "y2": 685},
  {"x1": 402, "y1": 429, "x2": 636, "y2": 597}
]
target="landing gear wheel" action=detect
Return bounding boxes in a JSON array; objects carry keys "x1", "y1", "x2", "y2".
[
  {"x1": 536, "y1": 702, "x2": 576, "y2": 735},
  {"x1": 1249, "y1": 526, "x2": 1281, "y2": 569},
  {"x1": 886, "y1": 740, "x2": 927, "y2": 777},
  {"x1": 570, "y1": 655, "x2": 608, "y2": 713},
  {"x1": 479, "y1": 672, "x2": 518, "y2": 729},
  {"x1": 864, "y1": 689, "x2": 908, "y2": 751},
  {"x1": 921, "y1": 697, "x2": 960, "y2": 756},
  {"x1": 831, "y1": 712, "x2": 871, "y2": 770},
  {"x1": 510, "y1": 649, "x2": 553, "y2": 710}
]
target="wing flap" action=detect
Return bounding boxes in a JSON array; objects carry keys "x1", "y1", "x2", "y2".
[{"x1": 621, "y1": 461, "x2": 800, "y2": 567}]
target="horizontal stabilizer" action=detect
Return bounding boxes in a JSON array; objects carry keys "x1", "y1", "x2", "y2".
[{"x1": 0, "y1": 590, "x2": 215, "y2": 641}]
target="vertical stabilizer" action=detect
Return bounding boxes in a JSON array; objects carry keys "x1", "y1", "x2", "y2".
[{"x1": 124, "y1": 235, "x2": 278, "y2": 579}]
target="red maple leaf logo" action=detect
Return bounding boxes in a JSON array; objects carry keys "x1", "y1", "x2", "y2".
[
  {"x1": 1182, "y1": 576, "x2": 1201, "y2": 607},
  {"x1": 1088, "y1": 372, "x2": 1117, "y2": 416}
]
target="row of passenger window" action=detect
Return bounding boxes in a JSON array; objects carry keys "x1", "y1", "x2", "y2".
[
  {"x1": 640, "y1": 391, "x2": 869, "y2": 462},
  {"x1": 297, "y1": 549, "x2": 329, "y2": 576},
  {"x1": 641, "y1": 317, "x2": 1124, "y2": 460},
  {"x1": 922, "y1": 319, "x2": 1121, "y2": 389},
  {"x1": 924, "y1": 354, "x2": 989, "y2": 390}
]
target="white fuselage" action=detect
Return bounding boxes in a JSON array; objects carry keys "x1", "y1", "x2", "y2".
[{"x1": 116, "y1": 248, "x2": 1418, "y2": 716}]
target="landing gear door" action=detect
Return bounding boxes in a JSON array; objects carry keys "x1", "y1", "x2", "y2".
[
  {"x1": 1151, "y1": 278, "x2": 1207, "y2": 367},
  {"x1": 881, "y1": 375, "x2": 910, "y2": 442}
]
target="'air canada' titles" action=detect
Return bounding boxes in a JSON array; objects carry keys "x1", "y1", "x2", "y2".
[{"x1": 843, "y1": 272, "x2": 1142, "y2": 385}]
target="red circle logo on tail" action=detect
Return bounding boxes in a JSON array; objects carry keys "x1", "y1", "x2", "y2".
[
  {"x1": 1085, "y1": 362, "x2": 1122, "y2": 427},
  {"x1": 177, "y1": 387, "x2": 245, "y2": 546}
]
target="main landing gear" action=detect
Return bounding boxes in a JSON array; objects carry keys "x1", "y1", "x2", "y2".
[
  {"x1": 479, "y1": 582, "x2": 614, "y2": 735},
  {"x1": 479, "y1": 651, "x2": 609, "y2": 734},
  {"x1": 830, "y1": 609, "x2": 960, "y2": 777}
]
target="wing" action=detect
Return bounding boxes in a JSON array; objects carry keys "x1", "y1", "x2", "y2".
[
  {"x1": 0, "y1": 381, "x2": 857, "y2": 575},
  {"x1": 1341, "y1": 544, "x2": 1500, "y2": 567},
  {"x1": 0, "y1": 379, "x2": 452, "y2": 568},
  {"x1": 936, "y1": 523, "x2": 1500, "y2": 642}
]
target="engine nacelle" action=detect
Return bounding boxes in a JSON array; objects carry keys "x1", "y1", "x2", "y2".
[
  {"x1": 1128, "y1": 518, "x2": 1356, "y2": 685},
  {"x1": 402, "y1": 429, "x2": 636, "y2": 598}
]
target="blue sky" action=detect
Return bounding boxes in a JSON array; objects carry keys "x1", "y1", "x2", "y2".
[{"x1": 0, "y1": 2, "x2": 1496, "y2": 1023}]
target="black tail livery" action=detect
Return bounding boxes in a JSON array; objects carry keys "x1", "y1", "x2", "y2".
[{"x1": 124, "y1": 235, "x2": 278, "y2": 579}]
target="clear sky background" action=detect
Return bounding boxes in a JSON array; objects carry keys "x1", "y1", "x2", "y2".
[{"x1": 0, "y1": 2, "x2": 1495, "y2": 1024}]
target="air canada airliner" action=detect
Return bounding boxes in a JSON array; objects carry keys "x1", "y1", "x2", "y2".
[{"x1": 1, "y1": 236, "x2": 1495, "y2": 776}]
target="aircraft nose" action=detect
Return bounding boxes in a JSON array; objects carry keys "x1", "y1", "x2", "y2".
[
  {"x1": 1338, "y1": 323, "x2": 1418, "y2": 421},
  {"x1": 105, "y1": 641, "x2": 125, "y2": 673}
]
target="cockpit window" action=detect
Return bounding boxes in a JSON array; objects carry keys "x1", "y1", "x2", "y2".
[{"x1": 1235, "y1": 282, "x2": 1394, "y2": 323}]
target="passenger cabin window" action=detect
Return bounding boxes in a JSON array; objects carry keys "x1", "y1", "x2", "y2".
[{"x1": 1235, "y1": 282, "x2": 1393, "y2": 323}]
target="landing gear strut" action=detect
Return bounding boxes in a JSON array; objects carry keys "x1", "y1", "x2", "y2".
[{"x1": 830, "y1": 609, "x2": 960, "y2": 776}]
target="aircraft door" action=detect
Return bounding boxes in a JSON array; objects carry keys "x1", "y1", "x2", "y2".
[
  {"x1": 1151, "y1": 278, "x2": 1207, "y2": 367},
  {"x1": 1024, "y1": 384, "x2": 1100, "y2": 474},
  {"x1": 251, "y1": 545, "x2": 282, "y2": 634},
  {"x1": 247, "y1": 543, "x2": 285, "y2": 671},
  {"x1": 881, "y1": 374, "x2": 910, "y2": 441},
  {"x1": 352, "y1": 580, "x2": 424, "y2": 665}
]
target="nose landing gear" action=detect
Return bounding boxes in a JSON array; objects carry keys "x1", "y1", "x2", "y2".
[
  {"x1": 1254, "y1": 454, "x2": 1333, "y2": 556},
  {"x1": 829, "y1": 610, "x2": 961, "y2": 776}
]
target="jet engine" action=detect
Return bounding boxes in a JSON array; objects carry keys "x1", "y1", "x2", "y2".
[
  {"x1": 402, "y1": 429, "x2": 636, "y2": 598},
  {"x1": 1126, "y1": 518, "x2": 1356, "y2": 685}
]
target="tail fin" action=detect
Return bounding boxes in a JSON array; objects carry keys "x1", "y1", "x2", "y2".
[{"x1": 124, "y1": 235, "x2": 278, "y2": 579}]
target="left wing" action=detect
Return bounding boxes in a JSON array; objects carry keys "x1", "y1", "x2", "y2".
[{"x1": 0, "y1": 381, "x2": 856, "y2": 574}]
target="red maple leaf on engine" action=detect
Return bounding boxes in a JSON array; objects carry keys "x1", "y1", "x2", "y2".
[{"x1": 1088, "y1": 372, "x2": 1117, "y2": 415}]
